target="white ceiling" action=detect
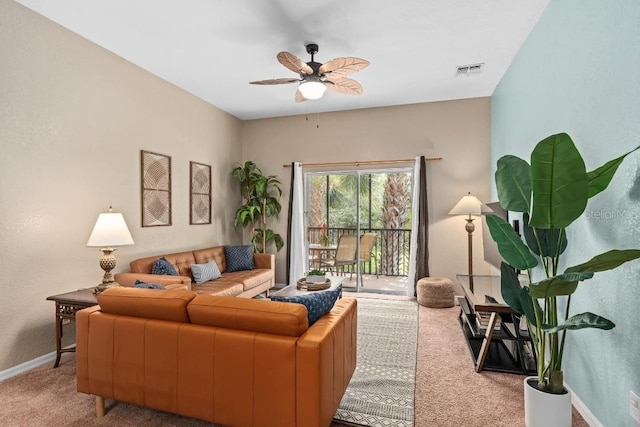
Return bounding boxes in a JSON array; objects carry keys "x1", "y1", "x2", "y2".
[{"x1": 15, "y1": 0, "x2": 550, "y2": 120}]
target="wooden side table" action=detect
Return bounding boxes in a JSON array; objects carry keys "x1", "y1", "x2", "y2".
[{"x1": 46, "y1": 288, "x2": 98, "y2": 368}]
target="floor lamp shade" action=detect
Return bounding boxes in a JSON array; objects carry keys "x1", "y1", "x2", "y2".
[
  {"x1": 448, "y1": 193, "x2": 483, "y2": 216},
  {"x1": 87, "y1": 208, "x2": 134, "y2": 292},
  {"x1": 449, "y1": 193, "x2": 485, "y2": 291}
]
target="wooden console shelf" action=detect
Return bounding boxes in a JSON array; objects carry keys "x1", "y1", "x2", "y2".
[{"x1": 456, "y1": 274, "x2": 536, "y2": 375}]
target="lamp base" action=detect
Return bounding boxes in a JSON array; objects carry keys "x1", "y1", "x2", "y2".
[
  {"x1": 93, "y1": 247, "x2": 121, "y2": 294},
  {"x1": 94, "y1": 280, "x2": 121, "y2": 294}
]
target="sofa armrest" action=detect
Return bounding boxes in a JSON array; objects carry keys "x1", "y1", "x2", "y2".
[
  {"x1": 253, "y1": 253, "x2": 275, "y2": 270},
  {"x1": 76, "y1": 305, "x2": 103, "y2": 393},
  {"x1": 113, "y1": 272, "x2": 192, "y2": 290},
  {"x1": 296, "y1": 298, "x2": 358, "y2": 427}
]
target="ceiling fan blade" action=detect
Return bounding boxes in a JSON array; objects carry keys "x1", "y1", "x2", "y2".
[
  {"x1": 249, "y1": 78, "x2": 300, "y2": 85},
  {"x1": 325, "y1": 78, "x2": 363, "y2": 95},
  {"x1": 295, "y1": 88, "x2": 307, "y2": 103},
  {"x1": 319, "y1": 57, "x2": 370, "y2": 78},
  {"x1": 277, "y1": 51, "x2": 313, "y2": 75}
]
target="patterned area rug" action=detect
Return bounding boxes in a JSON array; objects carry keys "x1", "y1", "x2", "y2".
[{"x1": 334, "y1": 297, "x2": 418, "y2": 427}]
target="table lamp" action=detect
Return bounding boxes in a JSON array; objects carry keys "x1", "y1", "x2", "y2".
[
  {"x1": 448, "y1": 192, "x2": 486, "y2": 291},
  {"x1": 86, "y1": 206, "x2": 134, "y2": 293}
]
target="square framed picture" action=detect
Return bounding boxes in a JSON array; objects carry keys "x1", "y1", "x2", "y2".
[
  {"x1": 141, "y1": 150, "x2": 172, "y2": 227},
  {"x1": 190, "y1": 161, "x2": 211, "y2": 225}
]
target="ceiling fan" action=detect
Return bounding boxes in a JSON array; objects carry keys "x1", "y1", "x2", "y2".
[{"x1": 250, "y1": 43, "x2": 370, "y2": 102}]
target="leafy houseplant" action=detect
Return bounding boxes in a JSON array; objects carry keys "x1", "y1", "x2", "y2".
[
  {"x1": 232, "y1": 161, "x2": 284, "y2": 253},
  {"x1": 486, "y1": 133, "x2": 640, "y2": 394}
]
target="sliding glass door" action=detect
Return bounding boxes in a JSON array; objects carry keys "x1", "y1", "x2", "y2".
[{"x1": 305, "y1": 168, "x2": 413, "y2": 294}]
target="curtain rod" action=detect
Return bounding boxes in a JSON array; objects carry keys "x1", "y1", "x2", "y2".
[{"x1": 282, "y1": 157, "x2": 443, "y2": 168}]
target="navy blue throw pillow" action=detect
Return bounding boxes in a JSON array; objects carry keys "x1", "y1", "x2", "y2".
[
  {"x1": 224, "y1": 245, "x2": 255, "y2": 272},
  {"x1": 151, "y1": 257, "x2": 178, "y2": 276},
  {"x1": 270, "y1": 286, "x2": 342, "y2": 326},
  {"x1": 134, "y1": 279, "x2": 166, "y2": 290}
]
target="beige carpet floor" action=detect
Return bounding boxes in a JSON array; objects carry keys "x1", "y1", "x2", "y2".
[{"x1": 0, "y1": 294, "x2": 588, "y2": 427}]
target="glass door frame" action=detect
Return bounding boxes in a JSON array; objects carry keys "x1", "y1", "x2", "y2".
[{"x1": 303, "y1": 166, "x2": 414, "y2": 294}]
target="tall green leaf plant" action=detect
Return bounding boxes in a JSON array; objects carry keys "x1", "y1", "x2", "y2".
[
  {"x1": 232, "y1": 161, "x2": 284, "y2": 253},
  {"x1": 486, "y1": 133, "x2": 640, "y2": 394}
]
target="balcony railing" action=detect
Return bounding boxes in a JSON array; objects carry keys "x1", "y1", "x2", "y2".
[{"x1": 307, "y1": 227, "x2": 411, "y2": 276}]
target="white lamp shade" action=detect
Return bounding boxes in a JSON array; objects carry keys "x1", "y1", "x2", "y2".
[
  {"x1": 87, "y1": 212, "x2": 134, "y2": 247},
  {"x1": 448, "y1": 193, "x2": 484, "y2": 216},
  {"x1": 298, "y1": 81, "x2": 327, "y2": 100}
]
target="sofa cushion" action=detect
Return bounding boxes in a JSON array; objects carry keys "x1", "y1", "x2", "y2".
[
  {"x1": 188, "y1": 295, "x2": 309, "y2": 336},
  {"x1": 97, "y1": 287, "x2": 197, "y2": 323},
  {"x1": 223, "y1": 269, "x2": 272, "y2": 291},
  {"x1": 192, "y1": 280, "x2": 243, "y2": 297},
  {"x1": 151, "y1": 257, "x2": 178, "y2": 276},
  {"x1": 190, "y1": 259, "x2": 222, "y2": 284},
  {"x1": 133, "y1": 279, "x2": 166, "y2": 290},
  {"x1": 192, "y1": 246, "x2": 227, "y2": 273},
  {"x1": 224, "y1": 245, "x2": 255, "y2": 272},
  {"x1": 270, "y1": 286, "x2": 342, "y2": 325}
]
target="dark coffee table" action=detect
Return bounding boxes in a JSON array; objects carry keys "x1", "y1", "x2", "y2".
[{"x1": 46, "y1": 288, "x2": 98, "y2": 368}]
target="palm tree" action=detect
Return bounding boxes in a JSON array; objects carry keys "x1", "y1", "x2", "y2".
[
  {"x1": 309, "y1": 176, "x2": 326, "y2": 228},
  {"x1": 381, "y1": 173, "x2": 411, "y2": 274}
]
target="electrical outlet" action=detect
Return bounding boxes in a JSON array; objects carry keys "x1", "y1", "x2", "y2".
[{"x1": 631, "y1": 391, "x2": 640, "y2": 424}]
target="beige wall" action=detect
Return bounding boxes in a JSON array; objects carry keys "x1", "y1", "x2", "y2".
[
  {"x1": 1, "y1": 0, "x2": 493, "y2": 373},
  {"x1": 242, "y1": 98, "x2": 493, "y2": 286},
  {"x1": 0, "y1": 1, "x2": 243, "y2": 371}
]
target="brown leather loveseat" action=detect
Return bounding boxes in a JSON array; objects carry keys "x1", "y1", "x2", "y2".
[
  {"x1": 76, "y1": 287, "x2": 357, "y2": 427},
  {"x1": 114, "y1": 245, "x2": 274, "y2": 298}
]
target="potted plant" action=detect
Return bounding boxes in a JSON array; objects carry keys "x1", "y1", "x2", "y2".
[
  {"x1": 232, "y1": 161, "x2": 284, "y2": 253},
  {"x1": 319, "y1": 223, "x2": 332, "y2": 247},
  {"x1": 306, "y1": 269, "x2": 327, "y2": 284},
  {"x1": 485, "y1": 133, "x2": 640, "y2": 427}
]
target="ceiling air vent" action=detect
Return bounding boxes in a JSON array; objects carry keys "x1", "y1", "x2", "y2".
[{"x1": 455, "y1": 63, "x2": 484, "y2": 76}]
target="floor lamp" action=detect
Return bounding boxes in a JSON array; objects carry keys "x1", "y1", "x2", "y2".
[{"x1": 448, "y1": 192, "x2": 484, "y2": 292}]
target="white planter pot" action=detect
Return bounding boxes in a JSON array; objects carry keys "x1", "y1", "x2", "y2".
[
  {"x1": 306, "y1": 275, "x2": 326, "y2": 284},
  {"x1": 524, "y1": 376, "x2": 572, "y2": 427}
]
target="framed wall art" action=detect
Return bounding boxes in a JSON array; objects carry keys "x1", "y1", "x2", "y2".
[
  {"x1": 190, "y1": 161, "x2": 211, "y2": 225},
  {"x1": 141, "y1": 150, "x2": 172, "y2": 227}
]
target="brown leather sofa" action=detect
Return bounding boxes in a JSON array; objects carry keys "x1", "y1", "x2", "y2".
[
  {"x1": 76, "y1": 287, "x2": 357, "y2": 427},
  {"x1": 113, "y1": 246, "x2": 274, "y2": 298}
]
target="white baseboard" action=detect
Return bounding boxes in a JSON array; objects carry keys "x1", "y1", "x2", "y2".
[
  {"x1": 567, "y1": 383, "x2": 604, "y2": 427},
  {"x1": 0, "y1": 351, "x2": 56, "y2": 382}
]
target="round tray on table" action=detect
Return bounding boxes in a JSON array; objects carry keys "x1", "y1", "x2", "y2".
[{"x1": 297, "y1": 278, "x2": 331, "y2": 291}]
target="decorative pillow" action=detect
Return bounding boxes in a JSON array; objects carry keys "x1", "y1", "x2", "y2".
[
  {"x1": 224, "y1": 245, "x2": 255, "y2": 272},
  {"x1": 270, "y1": 286, "x2": 342, "y2": 326},
  {"x1": 151, "y1": 257, "x2": 178, "y2": 276},
  {"x1": 134, "y1": 279, "x2": 166, "y2": 290},
  {"x1": 190, "y1": 259, "x2": 222, "y2": 284}
]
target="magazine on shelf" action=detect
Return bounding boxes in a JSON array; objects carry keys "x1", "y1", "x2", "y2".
[{"x1": 475, "y1": 311, "x2": 501, "y2": 331}]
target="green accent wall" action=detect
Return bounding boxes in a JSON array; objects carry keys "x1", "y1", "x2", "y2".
[{"x1": 492, "y1": 1, "x2": 640, "y2": 425}]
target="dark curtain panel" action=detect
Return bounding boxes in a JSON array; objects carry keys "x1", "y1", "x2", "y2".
[
  {"x1": 414, "y1": 156, "x2": 430, "y2": 296},
  {"x1": 285, "y1": 162, "x2": 295, "y2": 285}
]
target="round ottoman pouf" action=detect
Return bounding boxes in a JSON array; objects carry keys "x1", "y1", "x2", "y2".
[{"x1": 416, "y1": 277, "x2": 455, "y2": 308}]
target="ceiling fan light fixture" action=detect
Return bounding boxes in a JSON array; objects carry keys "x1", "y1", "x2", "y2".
[{"x1": 298, "y1": 80, "x2": 326, "y2": 100}]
